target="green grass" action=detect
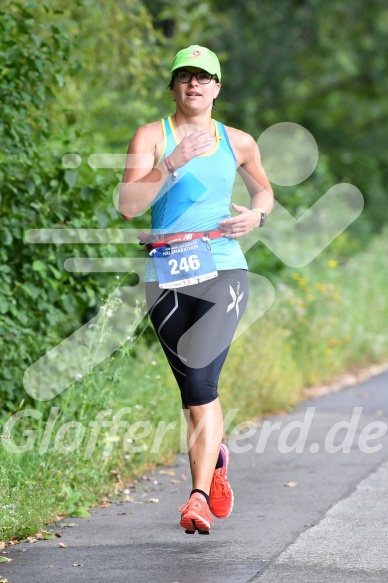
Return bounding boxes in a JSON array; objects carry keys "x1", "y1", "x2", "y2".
[
  {"x1": 221, "y1": 230, "x2": 388, "y2": 421},
  {"x1": 1, "y1": 230, "x2": 388, "y2": 542},
  {"x1": 0, "y1": 343, "x2": 181, "y2": 542}
]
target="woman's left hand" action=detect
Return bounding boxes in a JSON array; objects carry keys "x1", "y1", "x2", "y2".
[{"x1": 219, "y1": 203, "x2": 262, "y2": 238}]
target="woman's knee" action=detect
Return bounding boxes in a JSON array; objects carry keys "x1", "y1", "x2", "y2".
[{"x1": 184, "y1": 372, "x2": 218, "y2": 406}]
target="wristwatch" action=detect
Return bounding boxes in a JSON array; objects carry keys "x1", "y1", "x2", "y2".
[{"x1": 251, "y1": 208, "x2": 267, "y2": 228}]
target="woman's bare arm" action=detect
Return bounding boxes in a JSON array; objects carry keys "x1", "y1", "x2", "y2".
[{"x1": 219, "y1": 128, "x2": 274, "y2": 238}]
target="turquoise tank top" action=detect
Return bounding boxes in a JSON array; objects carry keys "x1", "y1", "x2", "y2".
[{"x1": 144, "y1": 116, "x2": 248, "y2": 282}]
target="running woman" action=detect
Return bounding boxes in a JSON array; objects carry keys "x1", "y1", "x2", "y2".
[{"x1": 119, "y1": 45, "x2": 274, "y2": 534}]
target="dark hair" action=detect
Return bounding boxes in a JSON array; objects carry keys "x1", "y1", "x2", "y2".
[{"x1": 167, "y1": 74, "x2": 219, "y2": 108}]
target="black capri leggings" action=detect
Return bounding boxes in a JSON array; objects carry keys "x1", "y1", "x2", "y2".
[{"x1": 145, "y1": 269, "x2": 248, "y2": 407}]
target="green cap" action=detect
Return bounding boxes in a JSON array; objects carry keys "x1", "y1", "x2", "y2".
[{"x1": 170, "y1": 45, "x2": 221, "y2": 81}]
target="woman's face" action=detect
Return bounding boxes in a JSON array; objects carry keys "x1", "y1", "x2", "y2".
[{"x1": 171, "y1": 66, "x2": 221, "y2": 112}]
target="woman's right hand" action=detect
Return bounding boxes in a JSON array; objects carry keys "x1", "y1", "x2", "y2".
[{"x1": 169, "y1": 129, "x2": 215, "y2": 169}]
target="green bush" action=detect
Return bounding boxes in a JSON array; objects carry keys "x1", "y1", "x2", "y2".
[{"x1": 0, "y1": 2, "x2": 128, "y2": 410}]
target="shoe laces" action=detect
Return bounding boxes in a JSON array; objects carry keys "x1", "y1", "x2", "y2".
[{"x1": 211, "y1": 469, "x2": 232, "y2": 497}]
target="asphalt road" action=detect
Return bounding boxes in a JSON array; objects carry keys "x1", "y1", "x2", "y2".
[{"x1": 2, "y1": 370, "x2": 388, "y2": 583}]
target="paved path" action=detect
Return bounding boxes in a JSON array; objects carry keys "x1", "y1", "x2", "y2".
[{"x1": 2, "y1": 370, "x2": 388, "y2": 583}]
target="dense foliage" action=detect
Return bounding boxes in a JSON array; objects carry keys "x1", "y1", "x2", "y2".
[
  {"x1": 0, "y1": 2, "x2": 126, "y2": 409},
  {"x1": 210, "y1": 0, "x2": 388, "y2": 236}
]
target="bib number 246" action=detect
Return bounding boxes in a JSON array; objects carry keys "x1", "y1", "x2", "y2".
[
  {"x1": 152, "y1": 238, "x2": 218, "y2": 288},
  {"x1": 169, "y1": 254, "x2": 200, "y2": 274}
]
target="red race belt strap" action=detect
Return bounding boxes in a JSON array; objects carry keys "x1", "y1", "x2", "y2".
[{"x1": 138, "y1": 229, "x2": 224, "y2": 249}]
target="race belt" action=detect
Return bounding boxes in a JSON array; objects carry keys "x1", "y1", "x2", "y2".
[{"x1": 138, "y1": 229, "x2": 224, "y2": 251}]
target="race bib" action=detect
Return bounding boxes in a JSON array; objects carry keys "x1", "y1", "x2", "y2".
[{"x1": 151, "y1": 239, "x2": 218, "y2": 289}]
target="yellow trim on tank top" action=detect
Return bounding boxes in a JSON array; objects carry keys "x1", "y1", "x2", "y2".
[
  {"x1": 167, "y1": 116, "x2": 221, "y2": 157},
  {"x1": 154, "y1": 118, "x2": 167, "y2": 167}
]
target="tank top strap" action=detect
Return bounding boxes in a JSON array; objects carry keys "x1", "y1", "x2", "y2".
[
  {"x1": 162, "y1": 116, "x2": 178, "y2": 158},
  {"x1": 217, "y1": 121, "x2": 237, "y2": 165},
  {"x1": 155, "y1": 117, "x2": 172, "y2": 166},
  {"x1": 164, "y1": 116, "x2": 174, "y2": 138}
]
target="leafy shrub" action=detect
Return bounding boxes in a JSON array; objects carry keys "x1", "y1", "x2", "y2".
[{"x1": 0, "y1": 3, "x2": 119, "y2": 410}]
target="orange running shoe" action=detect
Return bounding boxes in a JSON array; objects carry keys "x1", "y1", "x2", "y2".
[
  {"x1": 209, "y1": 443, "x2": 234, "y2": 519},
  {"x1": 179, "y1": 492, "x2": 214, "y2": 534}
]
